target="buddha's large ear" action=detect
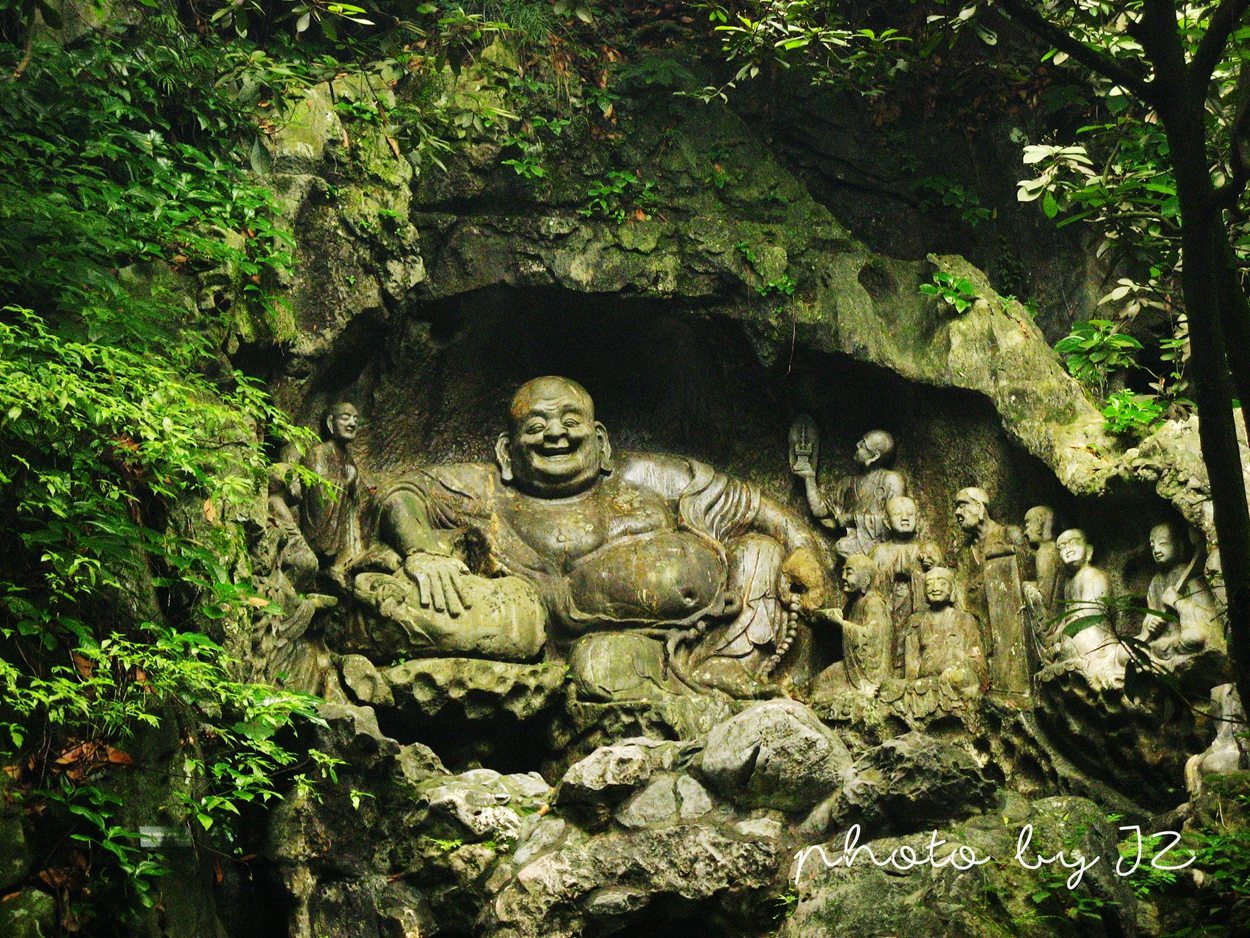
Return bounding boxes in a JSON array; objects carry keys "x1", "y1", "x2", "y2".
[
  {"x1": 495, "y1": 433, "x2": 513, "y2": 482},
  {"x1": 596, "y1": 422, "x2": 613, "y2": 474}
]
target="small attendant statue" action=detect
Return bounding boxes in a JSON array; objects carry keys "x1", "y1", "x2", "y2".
[
  {"x1": 790, "y1": 418, "x2": 905, "y2": 559},
  {"x1": 298, "y1": 402, "x2": 364, "y2": 583}
]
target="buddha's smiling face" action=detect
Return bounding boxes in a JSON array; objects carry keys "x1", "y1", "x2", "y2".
[{"x1": 505, "y1": 377, "x2": 608, "y2": 498}]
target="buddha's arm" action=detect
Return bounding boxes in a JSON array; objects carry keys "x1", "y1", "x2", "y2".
[
  {"x1": 381, "y1": 488, "x2": 472, "y2": 617},
  {"x1": 382, "y1": 489, "x2": 451, "y2": 557},
  {"x1": 753, "y1": 495, "x2": 827, "y2": 610}
]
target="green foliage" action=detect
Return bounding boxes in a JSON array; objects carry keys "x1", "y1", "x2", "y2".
[
  {"x1": 771, "y1": 887, "x2": 799, "y2": 920},
  {"x1": 919, "y1": 270, "x2": 977, "y2": 314},
  {"x1": 0, "y1": 26, "x2": 293, "y2": 335},
  {"x1": 426, "y1": 836, "x2": 466, "y2": 852},
  {"x1": 581, "y1": 170, "x2": 654, "y2": 224},
  {"x1": 1054, "y1": 319, "x2": 1143, "y2": 392},
  {"x1": 915, "y1": 176, "x2": 992, "y2": 226},
  {"x1": 688, "y1": 0, "x2": 909, "y2": 103},
  {"x1": 502, "y1": 115, "x2": 570, "y2": 180},
  {"x1": 553, "y1": 0, "x2": 596, "y2": 24},
  {"x1": 0, "y1": 14, "x2": 345, "y2": 929},
  {"x1": 1114, "y1": 830, "x2": 1179, "y2": 899},
  {"x1": 1101, "y1": 389, "x2": 1165, "y2": 436}
]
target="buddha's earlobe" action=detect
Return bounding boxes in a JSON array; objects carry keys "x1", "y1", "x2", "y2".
[
  {"x1": 596, "y1": 422, "x2": 613, "y2": 473},
  {"x1": 495, "y1": 433, "x2": 513, "y2": 482}
]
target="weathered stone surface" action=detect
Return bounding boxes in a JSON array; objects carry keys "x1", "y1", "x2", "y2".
[
  {"x1": 484, "y1": 825, "x2": 782, "y2": 938},
  {"x1": 0, "y1": 889, "x2": 57, "y2": 938},
  {"x1": 339, "y1": 653, "x2": 394, "y2": 708},
  {"x1": 699, "y1": 699, "x2": 851, "y2": 812},
  {"x1": 0, "y1": 815, "x2": 32, "y2": 891},
  {"x1": 556, "y1": 737, "x2": 692, "y2": 809},
  {"x1": 315, "y1": 700, "x2": 399, "y2": 765},
  {"x1": 396, "y1": 741, "x2": 449, "y2": 783},
  {"x1": 614, "y1": 776, "x2": 678, "y2": 829},
  {"x1": 786, "y1": 795, "x2": 1136, "y2": 938},
  {"x1": 384, "y1": 657, "x2": 566, "y2": 721},
  {"x1": 676, "y1": 774, "x2": 714, "y2": 819},
  {"x1": 832, "y1": 732, "x2": 996, "y2": 834}
]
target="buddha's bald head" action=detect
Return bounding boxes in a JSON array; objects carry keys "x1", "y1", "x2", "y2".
[
  {"x1": 498, "y1": 376, "x2": 610, "y2": 498},
  {"x1": 509, "y1": 376, "x2": 595, "y2": 424}
]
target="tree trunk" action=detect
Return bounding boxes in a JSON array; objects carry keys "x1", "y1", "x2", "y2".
[{"x1": 1141, "y1": 0, "x2": 1250, "y2": 709}]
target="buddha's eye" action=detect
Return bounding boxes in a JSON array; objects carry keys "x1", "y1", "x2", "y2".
[
  {"x1": 525, "y1": 421, "x2": 544, "y2": 434},
  {"x1": 563, "y1": 417, "x2": 581, "y2": 428}
]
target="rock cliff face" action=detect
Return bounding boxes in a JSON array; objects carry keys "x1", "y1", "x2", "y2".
[
  {"x1": 155, "y1": 49, "x2": 1247, "y2": 938},
  {"x1": 242, "y1": 54, "x2": 1234, "y2": 538}
]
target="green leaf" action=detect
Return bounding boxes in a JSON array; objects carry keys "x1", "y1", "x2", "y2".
[{"x1": 1042, "y1": 190, "x2": 1059, "y2": 219}]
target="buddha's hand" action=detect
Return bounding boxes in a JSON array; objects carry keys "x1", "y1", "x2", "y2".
[
  {"x1": 780, "y1": 546, "x2": 826, "y2": 612},
  {"x1": 402, "y1": 551, "x2": 473, "y2": 617}
]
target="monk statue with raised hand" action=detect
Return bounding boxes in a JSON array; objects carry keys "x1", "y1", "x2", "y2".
[
  {"x1": 361, "y1": 377, "x2": 827, "y2": 701},
  {"x1": 789, "y1": 418, "x2": 905, "y2": 559},
  {"x1": 811, "y1": 554, "x2": 891, "y2": 698}
]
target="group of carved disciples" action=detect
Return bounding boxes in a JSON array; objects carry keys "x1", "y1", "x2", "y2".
[
  {"x1": 790, "y1": 416, "x2": 1227, "y2": 700},
  {"x1": 254, "y1": 377, "x2": 1226, "y2": 707}
]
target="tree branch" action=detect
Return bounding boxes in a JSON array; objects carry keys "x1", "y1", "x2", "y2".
[
  {"x1": 995, "y1": 0, "x2": 1157, "y2": 104},
  {"x1": 1216, "y1": 63, "x2": 1250, "y2": 207},
  {"x1": 1190, "y1": 0, "x2": 1250, "y2": 90}
]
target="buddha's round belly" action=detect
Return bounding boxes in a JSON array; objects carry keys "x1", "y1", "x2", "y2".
[{"x1": 567, "y1": 532, "x2": 727, "y2": 625}]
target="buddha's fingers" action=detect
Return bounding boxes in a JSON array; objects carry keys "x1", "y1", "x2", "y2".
[
  {"x1": 441, "y1": 571, "x2": 464, "y2": 618},
  {"x1": 448, "y1": 568, "x2": 473, "y2": 610},
  {"x1": 416, "y1": 571, "x2": 432, "y2": 608},
  {"x1": 429, "y1": 574, "x2": 447, "y2": 613}
]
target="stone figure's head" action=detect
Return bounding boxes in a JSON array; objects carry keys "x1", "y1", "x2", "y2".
[
  {"x1": 919, "y1": 541, "x2": 943, "y2": 571},
  {"x1": 325, "y1": 402, "x2": 359, "y2": 442},
  {"x1": 1024, "y1": 506, "x2": 1055, "y2": 546},
  {"x1": 924, "y1": 567, "x2": 955, "y2": 606},
  {"x1": 1056, "y1": 529, "x2": 1092, "y2": 570},
  {"x1": 954, "y1": 487, "x2": 990, "y2": 532},
  {"x1": 841, "y1": 554, "x2": 875, "y2": 595},
  {"x1": 1149, "y1": 521, "x2": 1186, "y2": 566},
  {"x1": 497, "y1": 376, "x2": 611, "y2": 498},
  {"x1": 885, "y1": 496, "x2": 917, "y2": 536},
  {"x1": 854, "y1": 430, "x2": 895, "y2": 469}
]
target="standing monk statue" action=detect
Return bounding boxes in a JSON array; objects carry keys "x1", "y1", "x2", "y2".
[
  {"x1": 369, "y1": 377, "x2": 827, "y2": 701},
  {"x1": 297, "y1": 402, "x2": 364, "y2": 583},
  {"x1": 790, "y1": 420, "x2": 905, "y2": 559}
]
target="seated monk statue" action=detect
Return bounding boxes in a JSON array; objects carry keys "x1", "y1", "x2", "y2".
[
  {"x1": 1052, "y1": 528, "x2": 1126, "y2": 691},
  {"x1": 363, "y1": 376, "x2": 827, "y2": 701},
  {"x1": 1137, "y1": 521, "x2": 1225, "y2": 668},
  {"x1": 810, "y1": 554, "x2": 892, "y2": 699},
  {"x1": 904, "y1": 566, "x2": 987, "y2": 693}
]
